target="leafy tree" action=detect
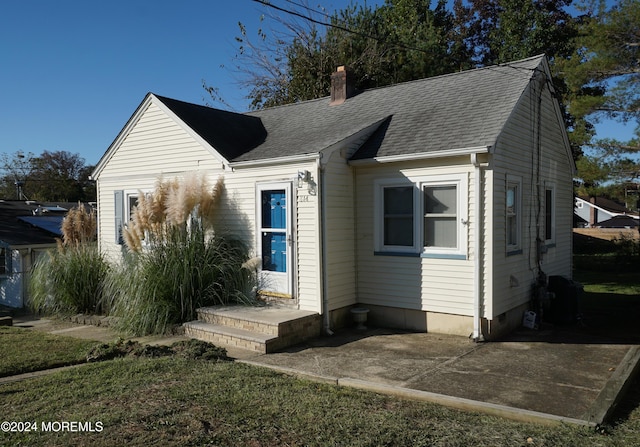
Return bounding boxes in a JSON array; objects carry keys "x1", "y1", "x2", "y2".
[
  {"x1": 211, "y1": 0, "x2": 475, "y2": 110},
  {"x1": 574, "y1": 154, "x2": 610, "y2": 196},
  {"x1": 0, "y1": 150, "x2": 95, "y2": 202},
  {"x1": 558, "y1": 0, "x2": 640, "y2": 168},
  {"x1": 0, "y1": 151, "x2": 37, "y2": 199},
  {"x1": 325, "y1": 0, "x2": 474, "y2": 88},
  {"x1": 465, "y1": 0, "x2": 577, "y2": 66},
  {"x1": 574, "y1": 154, "x2": 640, "y2": 205}
]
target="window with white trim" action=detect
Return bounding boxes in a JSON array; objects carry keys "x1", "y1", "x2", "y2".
[
  {"x1": 383, "y1": 186, "x2": 414, "y2": 247},
  {"x1": 420, "y1": 176, "x2": 467, "y2": 257},
  {"x1": 127, "y1": 193, "x2": 140, "y2": 221},
  {"x1": 114, "y1": 189, "x2": 151, "y2": 246},
  {"x1": 424, "y1": 185, "x2": 457, "y2": 248},
  {"x1": 375, "y1": 180, "x2": 418, "y2": 253},
  {"x1": 375, "y1": 174, "x2": 468, "y2": 258},
  {"x1": 545, "y1": 185, "x2": 555, "y2": 243},
  {"x1": 506, "y1": 176, "x2": 522, "y2": 253}
]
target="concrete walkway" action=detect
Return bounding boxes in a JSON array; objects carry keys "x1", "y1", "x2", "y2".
[{"x1": 7, "y1": 314, "x2": 640, "y2": 426}]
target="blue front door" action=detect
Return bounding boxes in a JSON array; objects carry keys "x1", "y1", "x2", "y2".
[
  {"x1": 258, "y1": 183, "x2": 292, "y2": 296},
  {"x1": 261, "y1": 190, "x2": 287, "y2": 273}
]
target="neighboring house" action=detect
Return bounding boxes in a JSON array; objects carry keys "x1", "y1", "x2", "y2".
[
  {"x1": 596, "y1": 215, "x2": 639, "y2": 229},
  {"x1": 574, "y1": 196, "x2": 638, "y2": 228},
  {"x1": 0, "y1": 201, "x2": 71, "y2": 308},
  {"x1": 91, "y1": 55, "x2": 574, "y2": 341}
]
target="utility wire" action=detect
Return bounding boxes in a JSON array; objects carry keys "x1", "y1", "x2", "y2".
[
  {"x1": 252, "y1": 0, "x2": 552, "y2": 78},
  {"x1": 284, "y1": 0, "x2": 333, "y2": 22},
  {"x1": 250, "y1": 0, "x2": 434, "y2": 55}
]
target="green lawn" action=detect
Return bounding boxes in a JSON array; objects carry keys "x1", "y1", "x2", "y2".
[
  {"x1": 574, "y1": 270, "x2": 640, "y2": 295},
  {"x1": 3, "y1": 356, "x2": 638, "y2": 447},
  {"x1": 0, "y1": 327, "x2": 98, "y2": 377}
]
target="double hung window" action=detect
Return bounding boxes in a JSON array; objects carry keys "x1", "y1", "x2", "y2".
[
  {"x1": 376, "y1": 174, "x2": 467, "y2": 258},
  {"x1": 506, "y1": 176, "x2": 522, "y2": 254},
  {"x1": 382, "y1": 185, "x2": 414, "y2": 248},
  {"x1": 544, "y1": 186, "x2": 555, "y2": 243}
]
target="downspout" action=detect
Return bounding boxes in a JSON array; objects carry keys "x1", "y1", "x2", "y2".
[
  {"x1": 471, "y1": 153, "x2": 484, "y2": 342},
  {"x1": 317, "y1": 155, "x2": 333, "y2": 335}
]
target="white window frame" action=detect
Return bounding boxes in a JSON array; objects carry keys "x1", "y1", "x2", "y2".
[
  {"x1": 124, "y1": 189, "x2": 152, "y2": 246},
  {"x1": 374, "y1": 179, "x2": 419, "y2": 253},
  {"x1": 374, "y1": 174, "x2": 468, "y2": 259},
  {"x1": 544, "y1": 184, "x2": 556, "y2": 244},
  {"x1": 419, "y1": 174, "x2": 468, "y2": 258},
  {"x1": 506, "y1": 175, "x2": 522, "y2": 254}
]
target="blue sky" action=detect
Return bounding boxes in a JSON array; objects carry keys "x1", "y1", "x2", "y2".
[{"x1": 0, "y1": 0, "x2": 632, "y2": 167}]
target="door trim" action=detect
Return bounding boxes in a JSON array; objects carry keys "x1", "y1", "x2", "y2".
[{"x1": 256, "y1": 181, "x2": 295, "y2": 297}]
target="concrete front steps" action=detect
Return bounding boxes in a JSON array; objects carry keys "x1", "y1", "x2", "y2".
[{"x1": 183, "y1": 305, "x2": 321, "y2": 354}]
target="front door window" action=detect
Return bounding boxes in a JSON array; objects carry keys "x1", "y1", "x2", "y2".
[
  {"x1": 261, "y1": 190, "x2": 287, "y2": 273},
  {"x1": 257, "y1": 183, "x2": 293, "y2": 296}
]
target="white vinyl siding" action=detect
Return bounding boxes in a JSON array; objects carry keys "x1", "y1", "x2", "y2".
[
  {"x1": 98, "y1": 102, "x2": 223, "y2": 179},
  {"x1": 323, "y1": 149, "x2": 357, "y2": 311},
  {"x1": 490, "y1": 76, "x2": 573, "y2": 318},
  {"x1": 357, "y1": 160, "x2": 476, "y2": 316}
]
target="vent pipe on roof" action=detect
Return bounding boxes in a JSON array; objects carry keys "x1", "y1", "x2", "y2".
[{"x1": 330, "y1": 66, "x2": 354, "y2": 106}]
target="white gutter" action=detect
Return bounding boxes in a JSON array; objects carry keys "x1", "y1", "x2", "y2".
[
  {"x1": 349, "y1": 146, "x2": 490, "y2": 166},
  {"x1": 229, "y1": 153, "x2": 321, "y2": 169},
  {"x1": 471, "y1": 153, "x2": 485, "y2": 342},
  {"x1": 317, "y1": 155, "x2": 332, "y2": 335}
]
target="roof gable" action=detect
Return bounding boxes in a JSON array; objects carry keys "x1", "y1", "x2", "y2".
[
  {"x1": 154, "y1": 95, "x2": 267, "y2": 161},
  {"x1": 577, "y1": 196, "x2": 632, "y2": 214},
  {"x1": 92, "y1": 94, "x2": 263, "y2": 179}
]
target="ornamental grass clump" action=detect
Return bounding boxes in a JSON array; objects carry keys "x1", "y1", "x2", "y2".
[
  {"x1": 105, "y1": 174, "x2": 255, "y2": 336},
  {"x1": 29, "y1": 204, "x2": 109, "y2": 315}
]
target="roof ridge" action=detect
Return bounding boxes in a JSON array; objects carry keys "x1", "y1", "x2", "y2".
[
  {"x1": 249, "y1": 55, "x2": 545, "y2": 115},
  {"x1": 153, "y1": 55, "x2": 545, "y2": 117}
]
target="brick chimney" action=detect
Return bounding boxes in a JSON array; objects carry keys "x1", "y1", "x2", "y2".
[{"x1": 330, "y1": 66, "x2": 354, "y2": 106}]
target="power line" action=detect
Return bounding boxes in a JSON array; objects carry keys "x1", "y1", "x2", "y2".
[
  {"x1": 250, "y1": 0, "x2": 434, "y2": 55},
  {"x1": 284, "y1": 0, "x2": 333, "y2": 22}
]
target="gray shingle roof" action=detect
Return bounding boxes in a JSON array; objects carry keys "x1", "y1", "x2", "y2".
[{"x1": 156, "y1": 55, "x2": 546, "y2": 164}]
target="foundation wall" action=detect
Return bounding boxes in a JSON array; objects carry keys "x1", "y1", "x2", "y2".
[{"x1": 330, "y1": 302, "x2": 530, "y2": 340}]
